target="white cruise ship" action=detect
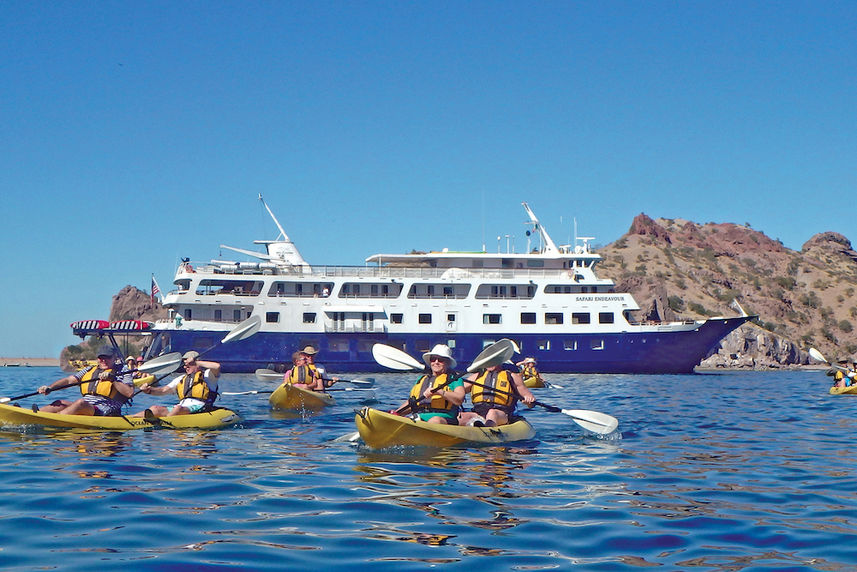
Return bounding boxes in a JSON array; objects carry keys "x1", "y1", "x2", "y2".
[{"x1": 131, "y1": 197, "x2": 750, "y2": 373}]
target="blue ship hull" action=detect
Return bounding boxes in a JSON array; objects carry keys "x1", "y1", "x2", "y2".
[{"x1": 155, "y1": 316, "x2": 751, "y2": 374}]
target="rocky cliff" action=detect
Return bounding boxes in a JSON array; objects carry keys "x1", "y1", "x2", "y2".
[{"x1": 597, "y1": 215, "x2": 857, "y2": 368}]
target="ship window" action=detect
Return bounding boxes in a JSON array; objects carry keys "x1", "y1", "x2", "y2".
[
  {"x1": 408, "y1": 283, "x2": 470, "y2": 299},
  {"x1": 590, "y1": 339, "x2": 605, "y2": 350},
  {"x1": 521, "y1": 312, "x2": 536, "y2": 324},
  {"x1": 526, "y1": 259, "x2": 545, "y2": 268},
  {"x1": 418, "y1": 313, "x2": 432, "y2": 324},
  {"x1": 184, "y1": 309, "x2": 192, "y2": 320},
  {"x1": 545, "y1": 313, "x2": 563, "y2": 325},
  {"x1": 391, "y1": 313, "x2": 404, "y2": 324},
  {"x1": 267, "y1": 281, "x2": 334, "y2": 298},
  {"x1": 214, "y1": 310, "x2": 222, "y2": 321},
  {"x1": 564, "y1": 340, "x2": 578, "y2": 350},
  {"x1": 303, "y1": 313, "x2": 316, "y2": 324},
  {"x1": 415, "y1": 340, "x2": 431, "y2": 353},
  {"x1": 475, "y1": 284, "x2": 535, "y2": 299},
  {"x1": 599, "y1": 312, "x2": 614, "y2": 324},
  {"x1": 357, "y1": 340, "x2": 376, "y2": 352},
  {"x1": 482, "y1": 339, "x2": 498, "y2": 349},
  {"x1": 572, "y1": 312, "x2": 591, "y2": 324},
  {"x1": 233, "y1": 310, "x2": 242, "y2": 321},
  {"x1": 483, "y1": 313, "x2": 501, "y2": 325},
  {"x1": 266, "y1": 312, "x2": 279, "y2": 323},
  {"x1": 338, "y1": 282, "x2": 403, "y2": 298},
  {"x1": 537, "y1": 339, "x2": 550, "y2": 351},
  {"x1": 545, "y1": 285, "x2": 577, "y2": 294},
  {"x1": 329, "y1": 339, "x2": 349, "y2": 352}
]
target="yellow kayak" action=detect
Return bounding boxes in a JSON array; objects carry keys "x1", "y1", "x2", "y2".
[
  {"x1": 0, "y1": 403, "x2": 241, "y2": 430},
  {"x1": 269, "y1": 384, "x2": 335, "y2": 410},
  {"x1": 354, "y1": 407, "x2": 535, "y2": 448},
  {"x1": 829, "y1": 385, "x2": 857, "y2": 395},
  {"x1": 523, "y1": 375, "x2": 545, "y2": 388}
]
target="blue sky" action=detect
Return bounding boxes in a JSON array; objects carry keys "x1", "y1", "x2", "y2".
[{"x1": 1, "y1": 2, "x2": 855, "y2": 357}]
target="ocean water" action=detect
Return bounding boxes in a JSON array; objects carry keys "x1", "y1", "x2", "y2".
[{"x1": 0, "y1": 368, "x2": 854, "y2": 571}]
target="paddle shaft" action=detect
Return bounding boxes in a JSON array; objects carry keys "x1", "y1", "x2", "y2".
[{"x1": 0, "y1": 380, "x2": 87, "y2": 403}]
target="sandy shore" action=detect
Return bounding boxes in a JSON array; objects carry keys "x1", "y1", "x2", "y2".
[{"x1": 0, "y1": 358, "x2": 60, "y2": 367}]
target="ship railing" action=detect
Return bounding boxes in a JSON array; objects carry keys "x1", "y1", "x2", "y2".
[{"x1": 180, "y1": 261, "x2": 612, "y2": 282}]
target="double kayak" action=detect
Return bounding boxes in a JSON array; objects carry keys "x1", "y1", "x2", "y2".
[
  {"x1": 523, "y1": 375, "x2": 545, "y2": 388},
  {"x1": 354, "y1": 407, "x2": 535, "y2": 448},
  {"x1": 829, "y1": 385, "x2": 857, "y2": 395},
  {"x1": 0, "y1": 403, "x2": 241, "y2": 430},
  {"x1": 269, "y1": 384, "x2": 335, "y2": 410}
]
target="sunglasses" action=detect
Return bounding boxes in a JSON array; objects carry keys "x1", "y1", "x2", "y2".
[{"x1": 429, "y1": 356, "x2": 448, "y2": 363}]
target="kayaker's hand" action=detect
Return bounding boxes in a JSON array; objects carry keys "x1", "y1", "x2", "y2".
[
  {"x1": 523, "y1": 394, "x2": 535, "y2": 405},
  {"x1": 140, "y1": 384, "x2": 151, "y2": 393},
  {"x1": 98, "y1": 371, "x2": 112, "y2": 381},
  {"x1": 38, "y1": 385, "x2": 49, "y2": 395}
]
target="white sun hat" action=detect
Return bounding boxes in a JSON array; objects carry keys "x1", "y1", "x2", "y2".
[{"x1": 422, "y1": 344, "x2": 456, "y2": 368}]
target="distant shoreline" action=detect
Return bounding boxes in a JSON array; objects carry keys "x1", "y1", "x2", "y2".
[{"x1": 0, "y1": 358, "x2": 59, "y2": 367}]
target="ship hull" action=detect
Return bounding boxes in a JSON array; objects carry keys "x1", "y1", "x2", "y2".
[{"x1": 152, "y1": 315, "x2": 750, "y2": 374}]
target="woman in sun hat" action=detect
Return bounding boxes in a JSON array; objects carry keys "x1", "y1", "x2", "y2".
[{"x1": 393, "y1": 344, "x2": 464, "y2": 424}]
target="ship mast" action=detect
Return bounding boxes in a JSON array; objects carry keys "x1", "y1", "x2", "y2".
[
  {"x1": 219, "y1": 195, "x2": 309, "y2": 268},
  {"x1": 522, "y1": 202, "x2": 560, "y2": 255}
]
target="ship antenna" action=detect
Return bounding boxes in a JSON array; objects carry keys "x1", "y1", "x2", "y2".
[{"x1": 259, "y1": 193, "x2": 289, "y2": 241}]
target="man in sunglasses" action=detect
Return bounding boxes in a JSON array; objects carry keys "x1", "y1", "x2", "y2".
[
  {"x1": 135, "y1": 351, "x2": 221, "y2": 417},
  {"x1": 34, "y1": 346, "x2": 134, "y2": 416}
]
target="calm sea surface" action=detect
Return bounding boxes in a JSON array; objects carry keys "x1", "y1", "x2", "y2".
[{"x1": 0, "y1": 368, "x2": 854, "y2": 571}]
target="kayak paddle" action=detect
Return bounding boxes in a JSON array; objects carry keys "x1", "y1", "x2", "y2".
[{"x1": 254, "y1": 368, "x2": 374, "y2": 387}]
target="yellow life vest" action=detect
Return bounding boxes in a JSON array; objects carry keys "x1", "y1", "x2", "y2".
[
  {"x1": 409, "y1": 374, "x2": 456, "y2": 412},
  {"x1": 286, "y1": 365, "x2": 320, "y2": 385},
  {"x1": 177, "y1": 370, "x2": 213, "y2": 402},
  {"x1": 834, "y1": 370, "x2": 844, "y2": 382},
  {"x1": 79, "y1": 367, "x2": 123, "y2": 401},
  {"x1": 521, "y1": 363, "x2": 538, "y2": 378},
  {"x1": 472, "y1": 370, "x2": 514, "y2": 407}
]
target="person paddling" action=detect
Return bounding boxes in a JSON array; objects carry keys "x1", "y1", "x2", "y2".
[
  {"x1": 34, "y1": 346, "x2": 134, "y2": 416},
  {"x1": 516, "y1": 357, "x2": 543, "y2": 384},
  {"x1": 300, "y1": 345, "x2": 338, "y2": 388},
  {"x1": 832, "y1": 358, "x2": 854, "y2": 388},
  {"x1": 458, "y1": 363, "x2": 535, "y2": 427},
  {"x1": 133, "y1": 351, "x2": 221, "y2": 417},
  {"x1": 393, "y1": 344, "x2": 465, "y2": 425},
  {"x1": 281, "y1": 351, "x2": 324, "y2": 391}
]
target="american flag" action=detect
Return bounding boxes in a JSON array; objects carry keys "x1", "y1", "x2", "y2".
[{"x1": 151, "y1": 275, "x2": 162, "y2": 305}]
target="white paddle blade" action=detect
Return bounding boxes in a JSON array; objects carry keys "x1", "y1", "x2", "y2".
[
  {"x1": 222, "y1": 315, "x2": 262, "y2": 344},
  {"x1": 372, "y1": 344, "x2": 423, "y2": 371},
  {"x1": 809, "y1": 347, "x2": 828, "y2": 364},
  {"x1": 347, "y1": 378, "x2": 375, "y2": 387},
  {"x1": 255, "y1": 369, "x2": 282, "y2": 383},
  {"x1": 562, "y1": 409, "x2": 619, "y2": 435},
  {"x1": 467, "y1": 339, "x2": 516, "y2": 372},
  {"x1": 138, "y1": 352, "x2": 182, "y2": 375}
]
